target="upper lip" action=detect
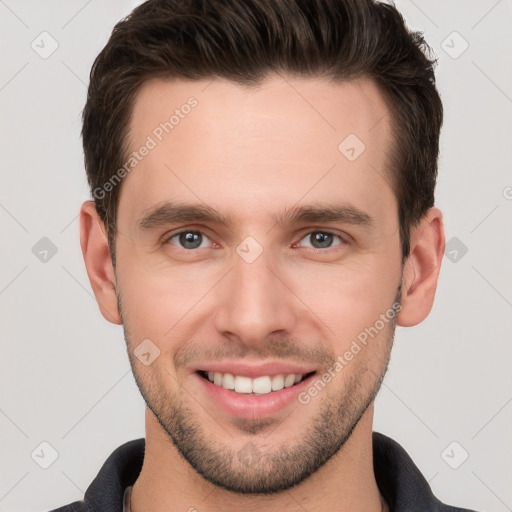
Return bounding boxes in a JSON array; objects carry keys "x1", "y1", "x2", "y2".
[{"x1": 192, "y1": 360, "x2": 317, "y2": 378}]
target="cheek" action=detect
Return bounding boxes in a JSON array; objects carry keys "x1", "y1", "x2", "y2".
[
  {"x1": 116, "y1": 251, "x2": 224, "y2": 341},
  {"x1": 285, "y1": 255, "x2": 400, "y2": 340}
]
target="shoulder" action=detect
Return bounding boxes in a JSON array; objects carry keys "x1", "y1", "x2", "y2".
[
  {"x1": 45, "y1": 438, "x2": 145, "y2": 512},
  {"x1": 373, "y1": 432, "x2": 480, "y2": 512},
  {"x1": 47, "y1": 501, "x2": 91, "y2": 512}
]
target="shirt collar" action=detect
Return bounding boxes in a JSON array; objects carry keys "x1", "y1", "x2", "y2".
[{"x1": 81, "y1": 432, "x2": 466, "y2": 512}]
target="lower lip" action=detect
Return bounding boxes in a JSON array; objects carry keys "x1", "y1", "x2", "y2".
[{"x1": 195, "y1": 372, "x2": 316, "y2": 419}]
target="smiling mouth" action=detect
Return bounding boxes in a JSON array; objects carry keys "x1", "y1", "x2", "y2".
[{"x1": 198, "y1": 370, "x2": 316, "y2": 395}]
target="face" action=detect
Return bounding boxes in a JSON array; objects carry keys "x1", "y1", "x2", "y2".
[{"x1": 114, "y1": 75, "x2": 403, "y2": 493}]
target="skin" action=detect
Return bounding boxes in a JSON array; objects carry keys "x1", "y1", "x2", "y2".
[{"x1": 80, "y1": 75, "x2": 445, "y2": 512}]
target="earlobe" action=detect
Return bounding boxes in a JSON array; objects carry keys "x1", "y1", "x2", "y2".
[
  {"x1": 79, "y1": 201, "x2": 122, "y2": 325},
  {"x1": 397, "y1": 207, "x2": 445, "y2": 327}
]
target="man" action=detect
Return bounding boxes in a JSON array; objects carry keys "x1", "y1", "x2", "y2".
[{"x1": 49, "y1": 0, "x2": 477, "y2": 511}]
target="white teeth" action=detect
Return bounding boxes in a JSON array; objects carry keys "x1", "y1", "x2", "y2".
[
  {"x1": 271, "y1": 374, "x2": 284, "y2": 391},
  {"x1": 284, "y1": 374, "x2": 295, "y2": 388},
  {"x1": 252, "y1": 376, "x2": 272, "y2": 394},
  {"x1": 234, "y1": 376, "x2": 253, "y2": 394},
  {"x1": 222, "y1": 372, "x2": 235, "y2": 390},
  {"x1": 205, "y1": 371, "x2": 307, "y2": 394}
]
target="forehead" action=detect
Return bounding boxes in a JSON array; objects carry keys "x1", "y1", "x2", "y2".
[{"x1": 119, "y1": 74, "x2": 395, "y2": 230}]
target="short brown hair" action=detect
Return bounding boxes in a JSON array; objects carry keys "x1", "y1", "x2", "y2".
[{"x1": 82, "y1": 0, "x2": 443, "y2": 267}]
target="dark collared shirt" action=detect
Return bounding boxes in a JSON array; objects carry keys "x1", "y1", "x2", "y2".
[{"x1": 47, "y1": 432, "x2": 478, "y2": 512}]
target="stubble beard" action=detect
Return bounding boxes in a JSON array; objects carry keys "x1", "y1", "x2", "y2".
[{"x1": 119, "y1": 287, "x2": 400, "y2": 494}]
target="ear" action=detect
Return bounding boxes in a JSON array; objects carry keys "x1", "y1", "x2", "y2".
[
  {"x1": 79, "y1": 201, "x2": 122, "y2": 325},
  {"x1": 397, "y1": 207, "x2": 445, "y2": 327}
]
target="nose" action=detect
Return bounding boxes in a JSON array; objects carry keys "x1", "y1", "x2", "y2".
[{"x1": 213, "y1": 247, "x2": 298, "y2": 347}]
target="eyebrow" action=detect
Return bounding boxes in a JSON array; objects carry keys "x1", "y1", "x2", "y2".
[{"x1": 138, "y1": 200, "x2": 374, "y2": 231}]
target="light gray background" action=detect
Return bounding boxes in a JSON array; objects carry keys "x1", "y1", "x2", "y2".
[{"x1": 1, "y1": 1, "x2": 511, "y2": 511}]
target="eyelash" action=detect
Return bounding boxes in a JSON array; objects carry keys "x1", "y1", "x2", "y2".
[{"x1": 163, "y1": 229, "x2": 348, "y2": 252}]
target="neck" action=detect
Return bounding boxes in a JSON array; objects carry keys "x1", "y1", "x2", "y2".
[{"x1": 130, "y1": 405, "x2": 386, "y2": 512}]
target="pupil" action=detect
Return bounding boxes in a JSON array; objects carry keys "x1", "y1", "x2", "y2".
[
  {"x1": 312, "y1": 232, "x2": 332, "y2": 248},
  {"x1": 180, "y1": 232, "x2": 201, "y2": 249}
]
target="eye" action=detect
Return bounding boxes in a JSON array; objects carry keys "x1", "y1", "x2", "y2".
[
  {"x1": 297, "y1": 231, "x2": 345, "y2": 250},
  {"x1": 166, "y1": 230, "x2": 213, "y2": 250}
]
